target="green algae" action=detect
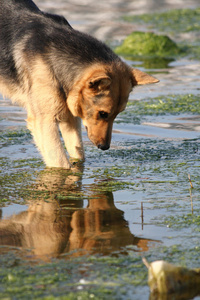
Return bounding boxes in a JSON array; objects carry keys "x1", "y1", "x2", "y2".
[
  {"x1": 88, "y1": 138, "x2": 200, "y2": 207},
  {"x1": 115, "y1": 31, "x2": 182, "y2": 59},
  {"x1": 123, "y1": 8, "x2": 200, "y2": 34},
  {"x1": 1, "y1": 243, "x2": 200, "y2": 299},
  {"x1": 163, "y1": 213, "x2": 200, "y2": 230},
  {"x1": 121, "y1": 8, "x2": 200, "y2": 60},
  {"x1": 0, "y1": 156, "x2": 43, "y2": 205},
  {"x1": 0, "y1": 129, "x2": 32, "y2": 148},
  {"x1": 0, "y1": 251, "x2": 147, "y2": 300},
  {"x1": 123, "y1": 94, "x2": 200, "y2": 117},
  {"x1": 2, "y1": 130, "x2": 200, "y2": 207}
]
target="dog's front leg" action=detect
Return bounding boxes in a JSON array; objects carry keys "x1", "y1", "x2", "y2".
[
  {"x1": 59, "y1": 117, "x2": 85, "y2": 161},
  {"x1": 27, "y1": 116, "x2": 71, "y2": 169}
]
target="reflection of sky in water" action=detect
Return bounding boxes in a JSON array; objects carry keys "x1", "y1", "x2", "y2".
[{"x1": 2, "y1": 204, "x2": 28, "y2": 219}]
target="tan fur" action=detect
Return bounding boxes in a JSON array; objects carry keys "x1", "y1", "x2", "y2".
[{"x1": 67, "y1": 62, "x2": 158, "y2": 151}]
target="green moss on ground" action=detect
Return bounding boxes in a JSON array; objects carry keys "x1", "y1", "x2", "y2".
[{"x1": 115, "y1": 32, "x2": 182, "y2": 58}]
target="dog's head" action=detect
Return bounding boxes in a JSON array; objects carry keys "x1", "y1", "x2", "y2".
[{"x1": 67, "y1": 63, "x2": 158, "y2": 150}]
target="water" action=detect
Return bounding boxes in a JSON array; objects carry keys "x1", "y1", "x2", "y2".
[{"x1": 0, "y1": 1, "x2": 200, "y2": 299}]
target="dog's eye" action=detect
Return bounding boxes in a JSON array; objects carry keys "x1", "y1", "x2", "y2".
[{"x1": 99, "y1": 111, "x2": 108, "y2": 119}]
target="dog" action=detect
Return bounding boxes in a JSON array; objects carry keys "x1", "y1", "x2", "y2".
[{"x1": 0, "y1": 0, "x2": 159, "y2": 168}]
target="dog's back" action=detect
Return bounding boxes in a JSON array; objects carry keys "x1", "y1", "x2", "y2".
[
  {"x1": 0, "y1": 0, "x2": 73, "y2": 86},
  {"x1": 0, "y1": 0, "x2": 119, "y2": 91}
]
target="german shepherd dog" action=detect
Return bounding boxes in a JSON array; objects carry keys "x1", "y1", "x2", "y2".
[{"x1": 0, "y1": 0, "x2": 158, "y2": 168}]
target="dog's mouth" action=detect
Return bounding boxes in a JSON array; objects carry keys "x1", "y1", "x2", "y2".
[{"x1": 85, "y1": 126, "x2": 110, "y2": 151}]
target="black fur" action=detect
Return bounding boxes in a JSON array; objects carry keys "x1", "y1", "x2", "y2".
[{"x1": 0, "y1": 0, "x2": 120, "y2": 92}]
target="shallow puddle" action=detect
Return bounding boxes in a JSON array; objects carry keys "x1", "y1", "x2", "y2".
[{"x1": 1, "y1": 1, "x2": 200, "y2": 299}]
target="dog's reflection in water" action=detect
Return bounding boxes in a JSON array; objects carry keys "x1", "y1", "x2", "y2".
[{"x1": 0, "y1": 167, "x2": 158, "y2": 260}]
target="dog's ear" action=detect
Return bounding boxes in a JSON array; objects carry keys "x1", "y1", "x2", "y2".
[
  {"x1": 132, "y1": 68, "x2": 159, "y2": 86},
  {"x1": 88, "y1": 74, "x2": 111, "y2": 93}
]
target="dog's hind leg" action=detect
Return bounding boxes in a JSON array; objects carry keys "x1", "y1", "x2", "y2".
[
  {"x1": 59, "y1": 117, "x2": 85, "y2": 161},
  {"x1": 27, "y1": 116, "x2": 71, "y2": 169}
]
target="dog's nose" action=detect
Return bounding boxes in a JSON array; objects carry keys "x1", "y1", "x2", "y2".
[{"x1": 98, "y1": 144, "x2": 110, "y2": 151}]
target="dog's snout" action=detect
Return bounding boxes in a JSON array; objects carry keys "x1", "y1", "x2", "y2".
[{"x1": 98, "y1": 144, "x2": 110, "y2": 151}]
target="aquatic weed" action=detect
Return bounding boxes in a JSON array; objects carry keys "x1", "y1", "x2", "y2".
[
  {"x1": 115, "y1": 32, "x2": 182, "y2": 58},
  {"x1": 0, "y1": 129, "x2": 32, "y2": 148},
  {"x1": 122, "y1": 8, "x2": 200, "y2": 60},
  {"x1": 125, "y1": 94, "x2": 200, "y2": 116},
  {"x1": 123, "y1": 8, "x2": 200, "y2": 34}
]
